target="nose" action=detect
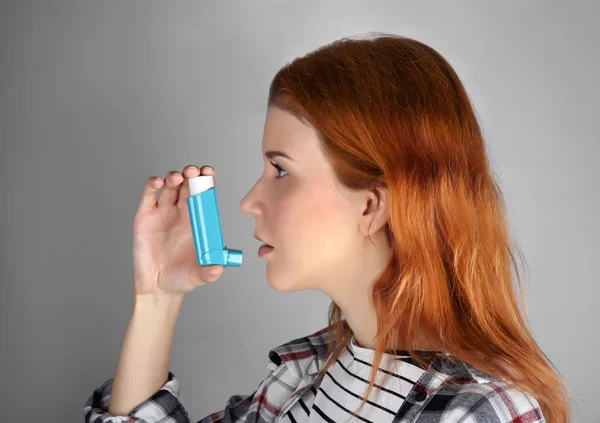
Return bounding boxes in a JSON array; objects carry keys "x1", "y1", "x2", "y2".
[
  {"x1": 240, "y1": 173, "x2": 267, "y2": 219},
  {"x1": 239, "y1": 184, "x2": 258, "y2": 217}
]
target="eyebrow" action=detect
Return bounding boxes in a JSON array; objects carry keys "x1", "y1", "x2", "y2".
[{"x1": 264, "y1": 150, "x2": 296, "y2": 162}]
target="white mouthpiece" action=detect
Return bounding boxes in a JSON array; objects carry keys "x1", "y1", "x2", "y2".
[{"x1": 188, "y1": 175, "x2": 214, "y2": 196}]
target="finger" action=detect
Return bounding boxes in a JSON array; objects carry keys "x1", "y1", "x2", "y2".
[
  {"x1": 200, "y1": 165, "x2": 216, "y2": 179},
  {"x1": 137, "y1": 176, "x2": 164, "y2": 212},
  {"x1": 177, "y1": 165, "x2": 202, "y2": 208},
  {"x1": 200, "y1": 165, "x2": 216, "y2": 187},
  {"x1": 203, "y1": 265, "x2": 224, "y2": 283},
  {"x1": 157, "y1": 171, "x2": 184, "y2": 207},
  {"x1": 177, "y1": 165, "x2": 217, "y2": 207}
]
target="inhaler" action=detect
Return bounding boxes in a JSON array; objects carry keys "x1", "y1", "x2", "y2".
[{"x1": 187, "y1": 175, "x2": 243, "y2": 267}]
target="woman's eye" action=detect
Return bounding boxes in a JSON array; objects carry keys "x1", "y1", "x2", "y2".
[{"x1": 270, "y1": 161, "x2": 287, "y2": 179}]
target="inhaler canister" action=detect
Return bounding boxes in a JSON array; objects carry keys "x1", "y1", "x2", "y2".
[{"x1": 187, "y1": 175, "x2": 243, "y2": 267}]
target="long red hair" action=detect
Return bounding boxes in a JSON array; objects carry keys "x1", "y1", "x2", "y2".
[{"x1": 267, "y1": 33, "x2": 570, "y2": 422}]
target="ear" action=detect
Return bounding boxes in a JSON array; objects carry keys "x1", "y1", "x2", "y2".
[{"x1": 359, "y1": 182, "x2": 389, "y2": 238}]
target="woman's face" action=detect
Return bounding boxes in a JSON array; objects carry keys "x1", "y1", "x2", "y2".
[{"x1": 239, "y1": 107, "x2": 386, "y2": 294}]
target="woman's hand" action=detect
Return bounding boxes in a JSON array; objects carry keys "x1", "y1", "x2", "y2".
[{"x1": 132, "y1": 165, "x2": 224, "y2": 296}]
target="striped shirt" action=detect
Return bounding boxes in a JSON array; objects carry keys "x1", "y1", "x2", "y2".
[{"x1": 278, "y1": 334, "x2": 427, "y2": 422}]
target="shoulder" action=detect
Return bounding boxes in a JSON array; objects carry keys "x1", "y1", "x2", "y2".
[
  {"x1": 418, "y1": 361, "x2": 546, "y2": 422},
  {"x1": 444, "y1": 382, "x2": 545, "y2": 422}
]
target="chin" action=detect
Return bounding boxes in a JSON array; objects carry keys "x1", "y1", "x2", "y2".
[
  {"x1": 266, "y1": 277, "x2": 298, "y2": 292},
  {"x1": 265, "y1": 271, "x2": 306, "y2": 292}
]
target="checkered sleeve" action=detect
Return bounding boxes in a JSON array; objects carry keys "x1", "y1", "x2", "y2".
[
  {"x1": 84, "y1": 371, "x2": 191, "y2": 422},
  {"x1": 195, "y1": 361, "x2": 296, "y2": 423}
]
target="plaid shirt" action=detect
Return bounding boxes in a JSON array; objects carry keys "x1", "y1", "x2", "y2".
[{"x1": 84, "y1": 325, "x2": 545, "y2": 422}]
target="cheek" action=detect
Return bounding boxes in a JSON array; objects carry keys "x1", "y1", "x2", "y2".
[
  {"x1": 284, "y1": 190, "x2": 328, "y2": 228},
  {"x1": 278, "y1": 190, "x2": 352, "y2": 253},
  {"x1": 266, "y1": 189, "x2": 356, "y2": 292}
]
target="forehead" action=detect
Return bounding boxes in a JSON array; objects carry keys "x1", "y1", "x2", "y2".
[{"x1": 261, "y1": 107, "x2": 319, "y2": 154}]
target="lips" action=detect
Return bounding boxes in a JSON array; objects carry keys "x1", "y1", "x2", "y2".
[
  {"x1": 254, "y1": 234, "x2": 273, "y2": 247},
  {"x1": 258, "y1": 244, "x2": 274, "y2": 257}
]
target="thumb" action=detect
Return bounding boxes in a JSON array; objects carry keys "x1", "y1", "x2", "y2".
[{"x1": 198, "y1": 265, "x2": 224, "y2": 283}]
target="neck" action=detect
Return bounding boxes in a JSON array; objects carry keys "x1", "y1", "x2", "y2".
[{"x1": 329, "y1": 245, "x2": 444, "y2": 352}]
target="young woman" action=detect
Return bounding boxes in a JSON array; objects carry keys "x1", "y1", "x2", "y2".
[{"x1": 85, "y1": 33, "x2": 571, "y2": 423}]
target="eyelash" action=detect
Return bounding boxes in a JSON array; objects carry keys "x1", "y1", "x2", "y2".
[{"x1": 270, "y1": 161, "x2": 287, "y2": 179}]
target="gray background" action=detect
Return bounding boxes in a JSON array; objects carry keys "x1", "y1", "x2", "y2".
[{"x1": 0, "y1": 1, "x2": 597, "y2": 421}]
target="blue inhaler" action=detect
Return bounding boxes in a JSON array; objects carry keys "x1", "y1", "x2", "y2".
[{"x1": 187, "y1": 175, "x2": 243, "y2": 267}]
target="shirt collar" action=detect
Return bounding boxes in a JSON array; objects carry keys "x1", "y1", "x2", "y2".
[
  {"x1": 267, "y1": 325, "x2": 492, "y2": 383},
  {"x1": 267, "y1": 326, "x2": 331, "y2": 378}
]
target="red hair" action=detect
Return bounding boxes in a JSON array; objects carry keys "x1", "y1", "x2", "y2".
[{"x1": 267, "y1": 33, "x2": 570, "y2": 423}]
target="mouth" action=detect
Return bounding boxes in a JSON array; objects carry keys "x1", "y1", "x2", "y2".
[
  {"x1": 258, "y1": 243, "x2": 275, "y2": 257},
  {"x1": 254, "y1": 234, "x2": 273, "y2": 248}
]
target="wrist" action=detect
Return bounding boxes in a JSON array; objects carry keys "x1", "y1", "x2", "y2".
[{"x1": 133, "y1": 293, "x2": 185, "y2": 311}]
